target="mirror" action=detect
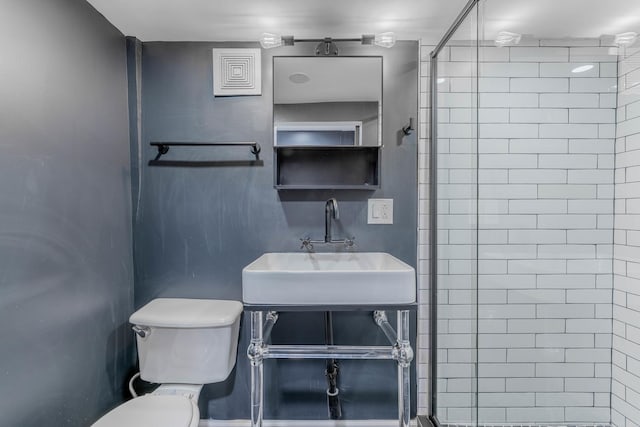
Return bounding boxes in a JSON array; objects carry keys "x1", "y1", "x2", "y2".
[{"x1": 273, "y1": 56, "x2": 382, "y2": 147}]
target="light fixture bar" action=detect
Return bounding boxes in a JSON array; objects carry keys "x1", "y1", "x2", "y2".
[
  {"x1": 259, "y1": 33, "x2": 396, "y2": 49},
  {"x1": 294, "y1": 37, "x2": 361, "y2": 43}
]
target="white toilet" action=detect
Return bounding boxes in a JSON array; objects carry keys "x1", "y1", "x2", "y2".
[{"x1": 93, "y1": 298, "x2": 243, "y2": 427}]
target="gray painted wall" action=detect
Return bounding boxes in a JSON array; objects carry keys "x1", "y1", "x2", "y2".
[
  {"x1": 135, "y1": 40, "x2": 418, "y2": 420},
  {"x1": 0, "y1": 0, "x2": 134, "y2": 425}
]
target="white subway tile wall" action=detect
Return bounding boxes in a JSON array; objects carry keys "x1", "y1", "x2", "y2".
[
  {"x1": 418, "y1": 38, "x2": 617, "y2": 424},
  {"x1": 612, "y1": 46, "x2": 640, "y2": 427}
]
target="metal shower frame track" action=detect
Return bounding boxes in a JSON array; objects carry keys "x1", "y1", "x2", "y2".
[{"x1": 428, "y1": 0, "x2": 481, "y2": 425}]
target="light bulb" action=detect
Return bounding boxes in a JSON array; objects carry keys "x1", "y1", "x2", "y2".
[
  {"x1": 374, "y1": 32, "x2": 396, "y2": 48},
  {"x1": 260, "y1": 33, "x2": 283, "y2": 49}
]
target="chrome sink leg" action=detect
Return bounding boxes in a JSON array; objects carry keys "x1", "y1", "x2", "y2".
[
  {"x1": 248, "y1": 311, "x2": 265, "y2": 427},
  {"x1": 396, "y1": 310, "x2": 413, "y2": 427}
]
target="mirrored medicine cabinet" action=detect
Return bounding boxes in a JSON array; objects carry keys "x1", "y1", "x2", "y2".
[{"x1": 273, "y1": 56, "x2": 382, "y2": 189}]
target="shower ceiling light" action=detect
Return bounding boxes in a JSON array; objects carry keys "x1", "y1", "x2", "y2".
[
  {"x1": 572, "y1": 64, "x2": 594, "y2": 73},
  {"x1": 494, "y1": 31, "x2": 522, "y2": 47},
  {"x1": 615, "y1": 32, "x2": 638, "y2": 47},
  {"x1": 260, "y1": 32, "x2": 396, "y2": 50}
]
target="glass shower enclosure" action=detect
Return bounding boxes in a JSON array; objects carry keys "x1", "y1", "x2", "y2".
[{"x1": 430, "y1": 0, "x2": 619, "y2": 425}]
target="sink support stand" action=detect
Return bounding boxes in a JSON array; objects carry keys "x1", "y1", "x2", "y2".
[
  {"x1": 374, "y1": 310, "x2": 414, "y2": 427},
  {"x1": 247, "y1": 311, "x2": 279, "y2": 427},
  {"x1": 247, "y1": 309, "x2": 412, "y2": 427}
]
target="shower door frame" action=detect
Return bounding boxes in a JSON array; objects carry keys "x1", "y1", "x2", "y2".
[{"x1": 428, "y1": 0, "x2": 481, "y2": 425}]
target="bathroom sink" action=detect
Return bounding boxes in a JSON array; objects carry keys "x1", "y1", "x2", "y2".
[{"x1": 242, "y1": 252, "x2": 416, "y2": 306}]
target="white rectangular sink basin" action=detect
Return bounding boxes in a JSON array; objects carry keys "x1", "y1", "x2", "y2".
[{"x1": 242, "y1": 252, "x2": 416, "y2": 306}]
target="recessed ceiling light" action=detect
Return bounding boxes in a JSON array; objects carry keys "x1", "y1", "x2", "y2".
[
  {"x1": 437, "y1": 78, "x2": 446, "y2": 84},
  {"x1": 495, "y1": 31, "x2": 522, "y2": 47},
  {"x1": 572, "y1": 64, "x2": 594, "y2": 73},
  {"x1": 614, "y1": 32, "x2": 638, "y2": 47},
  {"x1": 289, "y1": 73, "x2": 310, "y2": 84}
]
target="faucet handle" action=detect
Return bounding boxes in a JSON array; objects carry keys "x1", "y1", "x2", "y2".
[
  {"x1": 300, "y1": 237, "x2": 314, "y2": 251},
  {"x1": 344, "y1": 237, "x2": 356, "y2": 249}
]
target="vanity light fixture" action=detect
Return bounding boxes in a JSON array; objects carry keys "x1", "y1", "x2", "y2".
[
  {"x1": 494, "y1": 31, "x2": 522, "y2": 47},
  {"x1": 614, "y1": 32, "x2": 638, "y2": 47},
  {"x1": 259, "y1": 32, "x2": 396, "y2": 51},
  {"x1": 571, "y1": 64, "x2": 594, "y2": 73}
]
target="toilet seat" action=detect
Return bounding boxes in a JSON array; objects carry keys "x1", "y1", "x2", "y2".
[{"x1": 92, "y1": 394, "x2": 199, "y2": 427}]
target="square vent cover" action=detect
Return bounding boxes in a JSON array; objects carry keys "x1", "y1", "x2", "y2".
[{"x1": 212, "y1": 48, "x2": 262, "y2": 96}]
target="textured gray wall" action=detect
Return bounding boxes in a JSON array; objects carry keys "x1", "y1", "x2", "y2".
[
  {"x1": 0, "y1": 0, "x2": 134, "y2": 425},
  {"x1": 135, "y1": 41, "x2": 418, "y2": 420}
]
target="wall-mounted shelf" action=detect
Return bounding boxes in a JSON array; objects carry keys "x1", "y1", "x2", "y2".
[
  {"x1": 274, "y1": 145, "x2": 380, "y2": 190},
  {"x1": 149, "y1": 141, "x2": 261, "y2": 166}
]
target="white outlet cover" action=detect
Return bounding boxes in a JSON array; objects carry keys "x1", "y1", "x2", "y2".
[{"x1": 368, "y1": 199, "x2": 393, "y2": 224}]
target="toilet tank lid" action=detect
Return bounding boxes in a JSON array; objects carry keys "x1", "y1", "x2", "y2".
[{"x1": 130, "y1": 298, "x2": 243, "y2": 328}]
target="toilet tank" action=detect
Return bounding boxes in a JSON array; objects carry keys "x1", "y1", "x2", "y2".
[{"x1": 130, "y1": 298, "x2": 243, "y2": 384}]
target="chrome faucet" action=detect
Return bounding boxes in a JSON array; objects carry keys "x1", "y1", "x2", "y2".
[
  {"x1": 325, "y1": 198, "x2": 339, "y2": 243},
  {"x1": 300, "y1": 198, "x2": 355, "y2": 251}
]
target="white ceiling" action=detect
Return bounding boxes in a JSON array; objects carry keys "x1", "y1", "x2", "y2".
[
  {"x1": 87, "y1": 0, "x2": 640, "y2": 43},
  {"x1": 481, "y1": 0, "x2": 640, "y2": 41}
]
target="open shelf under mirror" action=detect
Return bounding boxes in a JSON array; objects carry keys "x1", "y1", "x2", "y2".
[{"x1": 274, "y1": 145, "x2": 380, "y2": 190}]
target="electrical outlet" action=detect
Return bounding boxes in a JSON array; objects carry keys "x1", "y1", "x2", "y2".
[{"x1": 368, "y1": 199, "x2": 393, "y2": 224}]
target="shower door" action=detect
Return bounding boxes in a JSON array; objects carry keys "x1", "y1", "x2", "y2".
[
  {"x1": 432, "y1": 1, "x2": 615, "y2": 426},
  {"x1": 432, "y1": 2, "x2": 481, "y2": 425}
]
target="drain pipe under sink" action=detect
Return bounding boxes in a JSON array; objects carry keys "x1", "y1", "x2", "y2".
[{"x1": 324, "y1": 311, "x2": 342, "y2": 419}]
